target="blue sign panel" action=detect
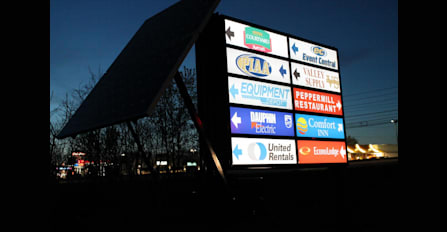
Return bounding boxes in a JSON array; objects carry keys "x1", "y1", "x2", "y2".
[
  {"x1": 230, "y1": 106, "x2": 294, "y2": 136},
  {"x1": 295, "y1": 113, "x2": 345, "y2": 139}
]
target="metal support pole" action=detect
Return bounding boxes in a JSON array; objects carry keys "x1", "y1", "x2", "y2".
[
  {"x1": 126, "y1": 120, "x2": 153, "y2": 175},
  {"x1": 173, "y1": 71, "x2": 227, "y2": 185}
]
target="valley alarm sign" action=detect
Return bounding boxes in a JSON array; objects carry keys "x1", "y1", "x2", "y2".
[{"x1": 196, "y1": 15, "x2": 347, "y2": 168}]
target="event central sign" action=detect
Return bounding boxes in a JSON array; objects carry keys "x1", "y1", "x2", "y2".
[{"x1": 289, "y1": 37, "x2": 338, "y2": 70}]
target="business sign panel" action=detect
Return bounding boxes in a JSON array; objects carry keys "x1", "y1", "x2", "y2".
[
  {"x1": 226, "y1": 47, "x2": 290, "y2": 84},
  {"x1": 228, "y1": 76, "x2": 293, "y2": 110},
  {"x1": 289, "y1": 37, "x2": 338, "y2": 70},
  {"x1": 224, "y1": 19, "x2": 288, "y2": 58},
  {"x1": 291, "y1": 62, "x2": 340, "y2": 93},
  {"x1": 295, "y1": 113, "x2": 345, "y2": 139},
  {"x1": 297, "y1": 140, "x2": 347, "y2": 164},
  {"x1": 293, "y1": 88, "x2": 343, "y2": 116},
  {"x1": 231, "y1": 137, "x2": 297, "y2": 165},
  {"x1": 230, "y1": 106, "x2": 294, "y2": 136}
]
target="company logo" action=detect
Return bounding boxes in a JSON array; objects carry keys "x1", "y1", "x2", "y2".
[
  {"x1": 249, "y1": 111, "x2": 276, "y2": 134},
  {"x1": 311, "y1": 46, "x2": 326, "y2": 57},
  {"x1": 284, "y1": 115, "x2": 293, "y2": 129},
  {"x1": 248, "y1": 142, "x2": 267, "y2": 161},
  {"x1": 244, "y1": 26, "x2": 272, "y2": 53},
  {"x1": 296, "y1": 117, "x2": 308, "y2": 135},
  {"x1": 236, "y1": 54, "x2": 272, "y2": 77},
  {"x1": 299, "y1": 146, "x2": 311, "y2": 155}
]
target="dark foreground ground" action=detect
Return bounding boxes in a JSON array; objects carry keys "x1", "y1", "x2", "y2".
[{"x1": 48, "y1": 159, "x2": 403, "y2": 231}]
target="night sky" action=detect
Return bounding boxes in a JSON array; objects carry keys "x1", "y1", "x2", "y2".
[{"x1": 50, "y1": 0, "x2": 398, "y2": 144}]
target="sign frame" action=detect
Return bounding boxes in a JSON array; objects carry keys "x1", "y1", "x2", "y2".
[{"x1": 196, "y1": 13, "x2": 349, "y2": 171}]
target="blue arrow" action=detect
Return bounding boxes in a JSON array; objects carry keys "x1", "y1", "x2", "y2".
[
  {"x1": 233, "y1": 144, "x2": 242, "y2": 160},
  {"x1": 229, "y1": 84, "x2": 239, "y2": 99},
  {"x1": 292, "y1": 43, "x2": 298, "y2": 55},
  {"x1": 279, "y1": 64, "x2": 287, "y2": 77}
]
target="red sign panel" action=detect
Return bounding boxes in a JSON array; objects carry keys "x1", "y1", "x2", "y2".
[
  {"x1": 293, "y1": 88, "x2": 343, "y2": 115},
  {"x1": 297, "y1": 140, "x2": 347, "y2": 164}
]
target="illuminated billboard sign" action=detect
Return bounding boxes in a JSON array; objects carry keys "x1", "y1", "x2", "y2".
[
  {"x1": 295, "y1": 113, "x2": 345, "y2": 139},
  {"x1": 289, "y1": 37, "x2": 338, "y2": 70},
  {"x1": 293, "y1": 87, "x2": 343, "y2": 116},
  {"x1": 228, "y1": 76, "x2": 293, "y2": 110},
  {"x1": 291, "y1": 62, "x2": 340, "y2": 93},
  {"x1": 224, "y1": 19, "x2": 288, "y2": 58},
  {"x1": 297, "y1": 140, "x2": 347, "y2": 164},
  {"x1": 230, "y1": 106, "x2": 294, "y2": 136},
  {"x1": 226, "y1": 47, "x2": 290, "y2": 84},
  {"x1": 231, "y1": 137, "x2": 297, "y2": 165},
  {"x1": 197, "y1": 15, "x2": 347, "y2": 168}
]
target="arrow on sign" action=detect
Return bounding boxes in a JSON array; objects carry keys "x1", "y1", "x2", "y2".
[
  {"x1": 233, "y1": 145, "x2": 242, "y2": 160},
  {"x1": 279, "y1": 65, "x2": 287, "y2": 77},
  {"x1": 226, "y1": 26, "x2": 234, "y2": 40},
  {"x1": 336, "y1": 100, "x2": 342, "y2": 110},
  {"x1": 293, "y1": 68, "x2": 300, "y2": 79},
  {"x1": 338, "y1": 123, "x2": 343, "y2": 132},
  {"x1": 229, "y1": 84, "x2": 239, "y2": 98},
  {"x1": 291, "y1": 43, "x2": 298, "y2": 55},
  {"x1": 231, "y1": 112, "x2": 241, "y2": 128},
  {"x1": 340, "y1": 146, "x2": 346, "y2": 159}
]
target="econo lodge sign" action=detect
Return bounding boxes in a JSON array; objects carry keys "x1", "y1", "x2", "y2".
[{"x1": 297, "y1": 140, "x2": 347, "y2": 164}]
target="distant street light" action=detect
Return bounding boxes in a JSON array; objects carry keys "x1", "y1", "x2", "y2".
[{"x1": 390, "y1": 119, "x2": 398, "y2": 145}]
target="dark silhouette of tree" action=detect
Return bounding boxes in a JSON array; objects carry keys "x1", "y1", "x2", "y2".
[
  {"x1": 346, "y1": 135, "x2": 358, "y2": 146},
  {"x1": 50, "y1": 66, "x2": 199, "y2": 177}
]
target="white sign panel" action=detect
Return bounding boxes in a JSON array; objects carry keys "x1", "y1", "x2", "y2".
[
  {"x1": 226, "y1": 47, "x2": 290, "y2": 84},
  {"x1": 291, "y1": 62, "x2": 341, "y2": 93},
  {"x1": 231, "y1": 137, "x2": 297, "y2": 165},
  {"x1": 289, "y1": 37, "x2": 338, "y2": 70},
  {"x1": 228, "y1": 76, "x2": 292, "y2": 110},
  {"x1": 224, "y1": 19, "x2": 288, "y2": 58}
]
